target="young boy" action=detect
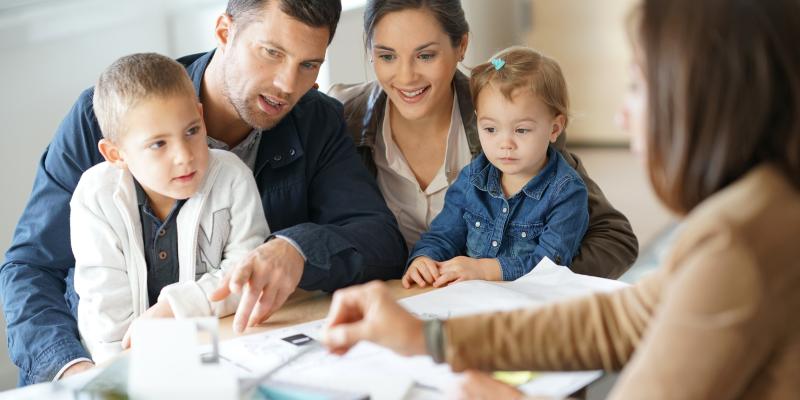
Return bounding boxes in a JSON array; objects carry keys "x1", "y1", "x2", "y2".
[
  {"x1": 403, "y1": 47, "x2": 589, "y2": 288},
  {"x1": 70, "y1": 53, "x2": 269, "y2": 363}
]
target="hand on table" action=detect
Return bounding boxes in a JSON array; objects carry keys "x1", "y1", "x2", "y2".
[
  {"x1": 121, "y1": 300, "x2": 174, "y2": 349},
  {"x1": 433, "y1": 256, "x2": 502, "y2": 287},
  {"x1": 402, "y1": 256, "x2": 440, "y2": 288},
  {"x1": 59, "y1": 360, "x2": 95, "y2": 380},
  {"x1": 448, "y1": 370, "x2": 526, "y2": 400},
  {"x1": 209, "y1": 237, "x2": 304, "y2": 333},
  {"x1": 403, "y1": 256, "x2": 503, "y2": 288}
]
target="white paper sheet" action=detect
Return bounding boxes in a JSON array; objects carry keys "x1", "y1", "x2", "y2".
[
  {"x1": 214, "y1": 257, "x2": 629, "y2": 400},
  {"x1": 399, "y1": 257, "x2": 627, "y2": 319}
]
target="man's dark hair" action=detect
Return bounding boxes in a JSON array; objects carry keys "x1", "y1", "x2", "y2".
[{"x1": 226, "y1": 0, "x2": 342, "y2": 44}]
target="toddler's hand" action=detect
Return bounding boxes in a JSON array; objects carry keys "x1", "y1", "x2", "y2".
[
  {"x1": 402, "y1": 256, "x2": 440, "y2": 288},
  {"x1": 121, "y1": 300, "x2": 175, "y2": 349},
  {"x1": 434, "y1": 256, "x2": 502, "y2": 287}
]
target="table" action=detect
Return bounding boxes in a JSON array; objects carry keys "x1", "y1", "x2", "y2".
[
  {"x1": 0, "y1": 280, "x2": 600, "y2": 399},
  {"x1": 215, "y1": 281, "x2": 594, "y2": 399},
  {"x1": 216, "y1": 281, "x2": 433, "y2": 341}
]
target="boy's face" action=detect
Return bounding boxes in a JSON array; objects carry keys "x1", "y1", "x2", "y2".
[
  {"x1": 106, "y1": 94, "x2": 209, "y2": 209},
  {"x1": 476, "y1": 85, "x2": 564, "y2": 183},
  {"x1": 216, "y1": 1, "x2": 330, "y2": 130}
]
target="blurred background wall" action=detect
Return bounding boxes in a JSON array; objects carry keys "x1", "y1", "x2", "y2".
[{"x1": 0, "y1": 0, "x2": 670, "y2": 390}]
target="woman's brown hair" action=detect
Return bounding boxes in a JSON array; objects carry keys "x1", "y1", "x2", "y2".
[{"x1": 636, "y1": 0, "x2": 800, "y2": 214}]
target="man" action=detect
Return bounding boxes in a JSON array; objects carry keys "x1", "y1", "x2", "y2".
[{"x1": 0, "y1": 0, "x2": 406, "y2": 384}]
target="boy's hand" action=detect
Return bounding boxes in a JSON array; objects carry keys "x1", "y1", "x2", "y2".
[
  {"x1": 402, "y1": 256, "x2": 440, "y2": 288},
  {"x1": 121, "y1": 300, "x2": 175, "y2": 349},
  {"x1": 60, "y1": 361, "x2": 95, "y2": 380},
  {"x1": 433, "y1": 256, "x2": 502, "y2": 287}
]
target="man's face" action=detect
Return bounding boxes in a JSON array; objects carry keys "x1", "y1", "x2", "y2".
[{"x1": 218, "y1": 2, "x2": 330, "y2": 130}]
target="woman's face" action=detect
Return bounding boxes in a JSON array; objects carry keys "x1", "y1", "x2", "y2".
[
  {"x1": 617, "y1": 63, "x2": 648, "y2": 163},
  {"x1": 370, "y1": 8, "x2": 467, "y2": 122}
]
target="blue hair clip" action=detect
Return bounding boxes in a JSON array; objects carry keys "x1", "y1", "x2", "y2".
[{"x1": 491, "y1": 57, "x2": 505, "y2": 71}]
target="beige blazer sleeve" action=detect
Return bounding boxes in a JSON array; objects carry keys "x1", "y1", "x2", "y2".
[
  {"x1": 608, "y1": 238, "x2": 767, "y2": 399},
  {"x1": 444, "y1": 269, "x2": 661, "y2": 373},
  {"x1": 443, "y1": 233, "x2": 770, "y2": 400}
]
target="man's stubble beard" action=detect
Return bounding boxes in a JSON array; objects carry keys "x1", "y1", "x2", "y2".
[{"x1": 221, "y1": 60, "x2": 281, "y2": 131}]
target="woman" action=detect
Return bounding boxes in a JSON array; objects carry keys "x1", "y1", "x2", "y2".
[
  {"x1": 329, "y1": 0, "x2": 638, "y2": 278},
  {"x1": 323, "y1": 0, "x2": 800, "y2": 398}
]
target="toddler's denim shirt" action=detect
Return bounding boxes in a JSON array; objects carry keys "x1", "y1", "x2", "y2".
[{"x1": 409, "y1": 146, "x2": 589, "y2": 280}]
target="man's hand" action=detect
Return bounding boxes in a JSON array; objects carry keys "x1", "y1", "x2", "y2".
[
  {"x1": 402, "y1": 256, "x2": 440, "y2": 288},
  {"x1": 448, "y1": 370, "x2": 526, "y2": 400},
  {"x1": 322, "y1": 281, "x2": 426, "y2": 356},
  {"x1": 59, "y1": 361, "x2": 95, "y2": 380},
  {"x1": 209, "y1": 237, "x2": 304, "y2": 334},
  {"x1": 433, "y1": 257, "x2": 502, "y2": 287},
  {"x1": 122, "y1": 300, "x2": 174, "y2": 349}
]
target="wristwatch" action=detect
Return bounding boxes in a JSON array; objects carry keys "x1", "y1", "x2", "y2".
[{"x1": 423, "y1": 319, "x2": 446, "y2": 363}]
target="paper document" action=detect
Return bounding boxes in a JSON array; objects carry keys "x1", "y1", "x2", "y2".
[
  {"x1": 400, "y1": 256, "x2": 628, "y2": 320},
  {"x1": 212, "y1": 257, "x2": 628, "y2": 400}
]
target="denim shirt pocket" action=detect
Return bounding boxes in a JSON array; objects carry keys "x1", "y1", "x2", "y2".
[
  {"x1": 506, "y1": 222, "x2": 544, "y2": 257},
  {"x1": 462, "y1": 210, "x2": 493, "y2": 258}
]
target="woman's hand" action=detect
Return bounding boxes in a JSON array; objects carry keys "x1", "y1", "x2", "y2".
[
  {"x1": 448, "y1": 370, "x2": 527, "y2": 400},
  {"x1": 323, "y1": 281, "x2": 426, "y2": 356}
]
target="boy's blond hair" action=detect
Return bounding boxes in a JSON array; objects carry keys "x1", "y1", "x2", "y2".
[
  {"x1": 93, "y1": 53, "x2": 197, "y2": 142},
  {"x1": 470, "y1": 46, "x2": 570, "y2": 127}
]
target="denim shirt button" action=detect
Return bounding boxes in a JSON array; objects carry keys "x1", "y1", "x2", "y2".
[
  {"x1": 273, "y1": 154, "x2": 282, "y2": 162},
  {"x1": 475, "y1": 221, "x2": 481, "y2": 228},
  {"x1": 521, "y1": 232, "x2": 527, "y2": 238},
  {"x1": 491, "y1": 240, "x2": 498, "y2": 247},
  {"x1": 502, "y1": 207, "x2": 508, "y2": 213}
]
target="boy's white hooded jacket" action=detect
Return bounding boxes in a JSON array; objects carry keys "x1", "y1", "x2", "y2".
[{"x1": 70, "y1": 149, "x2": 269, "y2": 363}]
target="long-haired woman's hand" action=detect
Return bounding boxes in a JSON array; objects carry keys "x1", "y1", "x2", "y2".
[{"x1": 323, "y1": 281, "x2": 426, "y2": 356}]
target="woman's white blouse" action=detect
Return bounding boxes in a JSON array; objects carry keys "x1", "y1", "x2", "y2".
[{"x1": 374, "y1": 93, "x2": 472, "y2": 250}]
